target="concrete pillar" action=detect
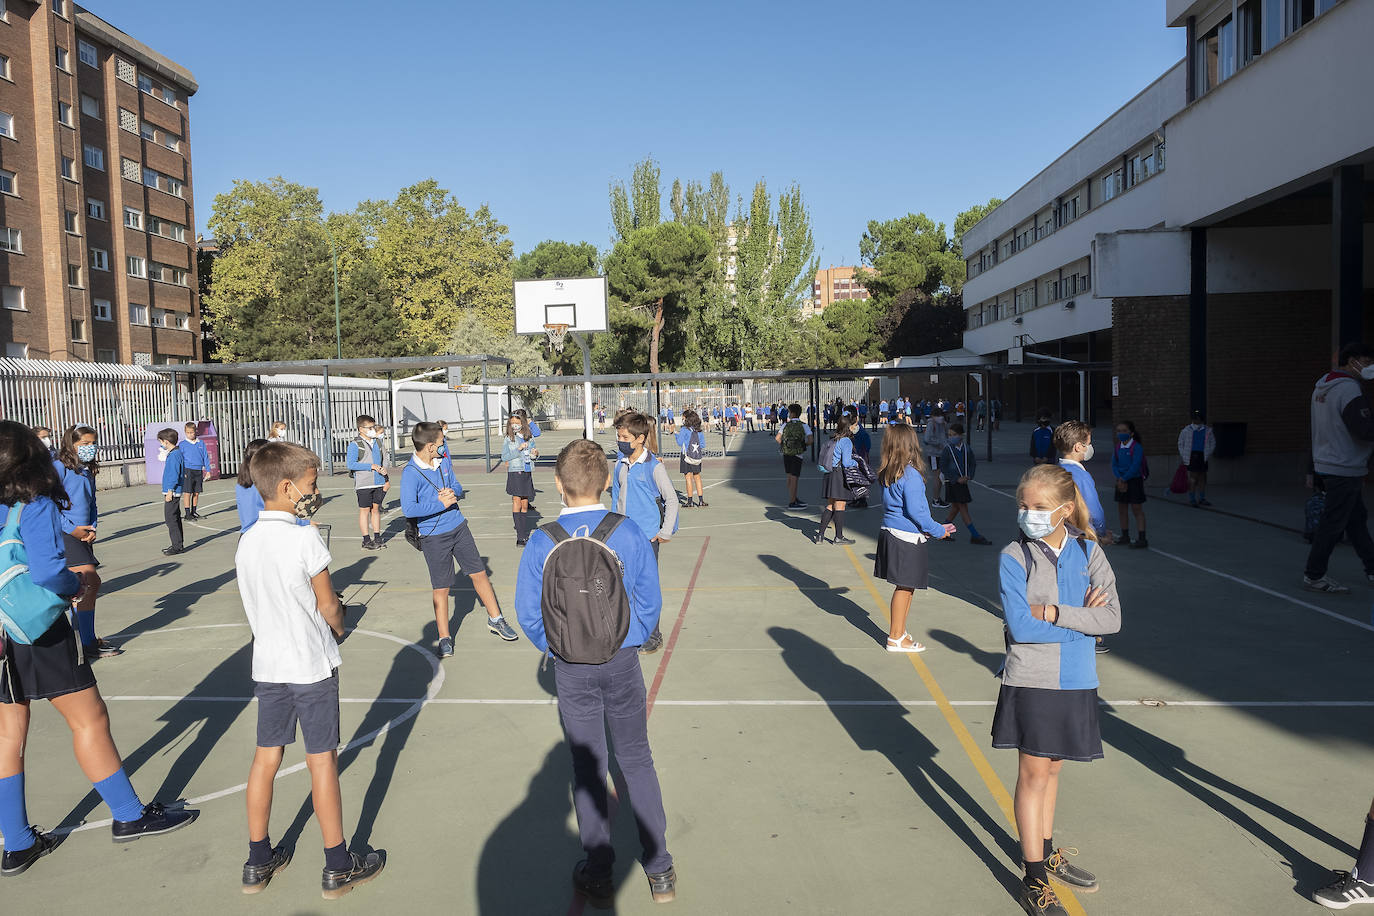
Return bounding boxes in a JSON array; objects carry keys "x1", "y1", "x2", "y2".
[
  {"x1": 1189, "y1": 228, "x2": 1207, "y2": 416},
  {"x1": 1333, "y1": 165, "x2": 1365, "y2": 351}
]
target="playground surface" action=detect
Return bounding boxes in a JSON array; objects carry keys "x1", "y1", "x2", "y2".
[{"x1": 4, "y1": 422, "x2": 1373, "y2": 915}]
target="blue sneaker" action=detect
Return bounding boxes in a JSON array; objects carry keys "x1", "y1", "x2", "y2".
[
  {"x1": 488, "y1": 616, "x2": 519, "y2": 642},
  {"x1": 437, "y1": 637, "x2": 454, "y2": 659}
]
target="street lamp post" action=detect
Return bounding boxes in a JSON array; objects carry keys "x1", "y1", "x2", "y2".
[{"x1": 320, "y1": 220, "x2": 341, "y2": 360}]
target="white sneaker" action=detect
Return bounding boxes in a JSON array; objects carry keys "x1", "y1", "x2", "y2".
[{"x1": 1304, "y1": 575, "x2": 1350, "y2": 594}]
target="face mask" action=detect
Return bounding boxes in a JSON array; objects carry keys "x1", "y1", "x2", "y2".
[
  {"x1": 1361, "y1": 364, "x2": 1374, "y2": 381},
  {"x1": 77, "y1": 443, "x2": 97, "y2": 463},
  {"x1": 273, "y1": 430, "x2": 286, "y2": 440},
  {"x1": 157, "y1": 447, "x2": 167, "y2": 462},
  {"x1": 1018, "y1": 504, "x2": 1067, "y2": 540},
  {"x1": 949, "y1": 436, "x2": 962, "y2": 446},
  {"x1": 617, "y1": 440, "x2": 635, "y2": 457},
  {"x1": 39, "y1": 436, "x2": 52, "y2": 450},
  {"x1": 288, "y1": 481, "x2": 323, "y2": 519},
  {"x1": 1118, "y1": 433, "x2": 1131, "y2": 443},
  {"x1": 1081, "y1": 443, "x2": 1095, "y2": 462},
  {"x1": 362, "y1": 429, "x2": 376, "y2": 439}
]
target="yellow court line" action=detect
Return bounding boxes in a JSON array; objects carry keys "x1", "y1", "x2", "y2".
[{"x1": 843, "y1": 545, "x2": 1088, "y2": 916}]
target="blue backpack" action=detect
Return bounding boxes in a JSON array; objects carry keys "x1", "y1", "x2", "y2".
[{"x1": 0, "y1": 503, "x2": 72, "y2": 644}]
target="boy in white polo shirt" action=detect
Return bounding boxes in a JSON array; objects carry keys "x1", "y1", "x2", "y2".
[{"x1": 234, "y1": 442, "x2": 385, "y2": 900}]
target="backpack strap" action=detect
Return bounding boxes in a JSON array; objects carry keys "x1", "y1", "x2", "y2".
[
  {"x1": 590, "y1": 513, "x2": 625, "y2": 543},
  {"x1": 539, "y1": 521, "x2": 572, "y2": 544},
  {"x1": 2, "y1": 502, "x2": 23, "y2": 537}
]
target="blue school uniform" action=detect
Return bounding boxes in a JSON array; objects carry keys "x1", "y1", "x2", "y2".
[
  {"x1": 161, "y1": 447, "x2": 185, "y2": 495},
  {"x1": 400, "y1": 456, "x2": 466, "y2": 536},
  {"x1": 611, "y1": 452, "x2": 677, "y2": 541},
  {"x1": 1060, "y1": 459, "x2": 1107, "y2": 536},
  {"x1": 346, "y1": 438, "x2": 388, "y2": 487},
  {"x1": 52, "y1": 460, "x2": 96, "y2": 535},
  {"x1": 1111, "y1": 439, "x2": 1144, "y2": 481},
  {"x1": 178, "y1": 437, "x2": 209, "y2": 471},
  {"x1": 1, "y1": 498, "x2": 80, "y2": 596}
]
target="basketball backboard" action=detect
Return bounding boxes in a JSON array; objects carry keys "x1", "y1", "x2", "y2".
[{"x1": 513, "y1": 277, "x2": 609, "y2": 336}]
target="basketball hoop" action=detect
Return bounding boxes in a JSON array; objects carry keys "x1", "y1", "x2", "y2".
[{"x1": 543, "y1": 323, "x2": 570, "y2": 354}]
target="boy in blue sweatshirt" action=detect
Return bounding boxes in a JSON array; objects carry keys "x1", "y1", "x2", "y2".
[
  {"x1": 346, "y1": 414, "x2": 389, "y2": 550},
  {"x1": 158, "y1": 428, "x2": 185, "y2": 555},
  {"x1": 178, "y1": 421, "x2": 210, "y2": 520},
  {"x1": 514, "y1": 439, "x2": 676, "y2": 907},
  {"x1": 400, "y1": 421, "x2": 517, "y2": 659}
]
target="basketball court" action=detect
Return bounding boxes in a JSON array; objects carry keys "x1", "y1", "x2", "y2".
[{"x1": 3, "y1": 410, "x2": 1373, "y2": 914}]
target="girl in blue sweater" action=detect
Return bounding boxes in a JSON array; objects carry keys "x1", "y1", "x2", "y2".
[
  {"x1": 1111, "y1": 420, "x2": 1148, "y2": 549},
  {"x1": 874, "y1": 424, "x2": 953, "y2": 652},
  {"x1": 53, "y1": 426, "x2": 118, "y2": 659},
  {"x1": 501, "y1": 414, "x2": 538, "y2": 545},
  {"x1": 0, "y1": 421, "x2": 197, "y2": 876},
  {"x1": 674, "y1": 409, "x2": 707, "y2": 508},
  {"x1": 815, "y1": 416, "x2": 859, "y2": 545},
  {"x1": 994, "y1": 464, "x2": 1121, "y2": 915}
]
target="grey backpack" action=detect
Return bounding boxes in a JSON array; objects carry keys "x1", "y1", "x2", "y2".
[{"x1": 539, "y1": 513, "x2": 632, "y2": 664}]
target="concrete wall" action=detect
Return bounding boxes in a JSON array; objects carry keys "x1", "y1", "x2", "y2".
[{"x1": 1162, "y1": 0, "x2": 1374, "y2": 227}]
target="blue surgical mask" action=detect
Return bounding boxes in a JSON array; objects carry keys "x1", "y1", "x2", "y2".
[
  {"x1": 1117, "y1": 433, "x2": 1131, "y2": 443},
  {"x1": 1018, "y1": 504, "x2": 1067, "y2": 540},
  {"x1": 949, "y1": 436, "x2": 962, "y2": 446},
  {"x1": 77, "y1": 443, "x2": 97, "y2": 463},
  {"x1": 617, "y1": 441, "x2": 635, "y2": 457}
]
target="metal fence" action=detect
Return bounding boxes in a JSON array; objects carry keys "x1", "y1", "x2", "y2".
[{"x1": 553, "y1": 379, "x2": 871, "y2": 423}]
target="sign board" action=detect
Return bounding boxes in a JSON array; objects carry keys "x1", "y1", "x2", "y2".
[
  {"x1": 1112, "y1": 376, "x2": 1119, "y2": 397},
  {"x1": 1009, "y1": 347, "x2": 1024, "y2": 366},
  {"x1": 929, "y1": 374, "x2": 939, "y2": 384}
]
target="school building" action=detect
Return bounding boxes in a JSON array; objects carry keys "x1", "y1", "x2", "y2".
[
  {"x1": 808, "y1": 266, "x2": 873, "y2": 318},
  {"x1": 0, "y1": 1, "x2": 199, "y2": 366},
  {"x1": 959, "y1": 0, "x2": 1373, "y2": 478}
]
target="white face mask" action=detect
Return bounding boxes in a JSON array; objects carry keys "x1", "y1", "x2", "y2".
[
  {"x1": 39, "y1": 436, "x2": 52, "y2": 450},
  {"x1": 1081, "y1": 443, "x2": 1094, "y2": 462},
  {"x1": 362, "y1": 428, "x2": 376, "y2": 439},
  {"x1": 1018, "y1": 503, "x2": 1069, "y2": 540},
  {"x1": 1360, "y1": 363, "x2": 1374, "y2": 381}
]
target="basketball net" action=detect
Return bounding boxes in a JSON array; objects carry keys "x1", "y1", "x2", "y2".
[{"x1": 543, "y1": 323, "x2": 570, "y2": 354}]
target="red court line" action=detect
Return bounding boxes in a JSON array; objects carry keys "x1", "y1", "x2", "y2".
[
  {"x1": 646, "y1": 536, "x2": 710, "y2": 718},
  {"x1": 565, "y1": 537, "x2": 709, "y2": 916}
]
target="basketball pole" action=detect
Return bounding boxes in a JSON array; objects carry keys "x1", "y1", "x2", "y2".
[{"x1": 571, "y1": 330, "x2": 594, "y2": 441}]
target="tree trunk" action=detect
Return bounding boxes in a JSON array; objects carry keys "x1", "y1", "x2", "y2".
[{"x1": 649, "y1": 298, "x2": 665, "y2": 375}]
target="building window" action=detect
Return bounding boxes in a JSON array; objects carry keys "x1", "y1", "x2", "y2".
[
  {"x1": 139, "y1": 121, "x2": 154, "y2": 141},
  {"x1": 161, "y1": 131, "x2": 181, "y2": 152},
  {"x1": 115, "y1": 58, "x2": 135, "y2": 85},
  {"x1": 82, "y1": 144, "x2": 104, "y2": 171},
  {"x1": 126, "y1": 256, "x2": 146, "y2": 278},
  {"x1": 5, "y1": 343, "x2": 28, "y2": 359},
  {"x1": 60, "y1": 156, "x2": 75, "y2": 180},
  {"x1": 58, "y1": 101, "x2": 74, "y2": 126},
  {"x1": 0, "y1": 227, "x2": 20, "y2": 253},
  {"x1": 121, "y1": 158, "x2": 140, "y2": 182},
  {"x1": 96, "y1": 348, "x2": 115, "y2": 363},
  {"x1": 124, "y1": 206, "x2": 143, "y2": 230},
  {"x1": 78, "y1": 39, "x2": 97, "y2": 68},
  {"x1": 0, "y1": 169, "x2": 13, "y2": 195},
  {"x1": 152, "y1": 263, "x2": 189, "y2": 287},
  {"x1": 71, "y1": 318, "x2": 86, "y2": 341},
  {"x1": 137, "y1": 73, "x2": 151, "y2": 94},
  {"x1": 119, "y1": 108, "x2": 138, "y2": 133},
  {"x1": 1197, "y1": 15, "x2": 1236, "y2": 94},
  {"x1": 64, "y1": 209, "x2": 78, "y2": 233},
  {"x1": 89, "y1": 247, "x2": 109, "y2": 271},
  {"x1": 67, "y1": 263, "x2": 81, "y2": 287},
  {"x1": 2, "y1": 285, "x2": 24, "y2": 310},
  {"x1": 55, "y1": 46, "x2": 69, "y2": 72},
  {"x1": 0, "y1": 55, "x2": 9, "y2": 81},
  {"x1": 86, "y1": 197, "x2": 105, "y2": 220},
  {"x1": 51, "y1": 0, "x2": 64, "y2": 16},
  {"x1": 0, "y1": 111, "x2": 13, "y2": 139},
  {"x1": 148, "y1": 216, "x2": 186, "y2": 242},
  {"x1": 93, "y1": 298, "x2": 111, "y2": 320},
  {"x1": 161, "y1": 87, "x2": 176, "y2": 107},
  {"x1": 175, "y1": 313, "x2": 189, "y2": 331},
  {"x1": 80, "y1": 94, "x2": 100, "y2": 118},
  {"x1": 130, "y1": 304, "x2": 148, "y2": 325},
  {"x1": 1239, "y1": 0, "x2": 1264, "y2": 66},
  {"x1": 1291, "y1": 0, "x2": 1317, "y2": 30}
]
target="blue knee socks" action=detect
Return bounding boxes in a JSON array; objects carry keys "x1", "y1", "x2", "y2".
[
  {"x1": 93, "y1": 769, "x2": 144, "y2": 823},
  {"x1": 968, "y1": 524, "x2": 983, "y2": 539},
  {"x1": 0, "y1": 773, "x2": 35, "y2": 852},
  {"x1": 75, "y1": 609, "x2": 97, "y2": 646}
]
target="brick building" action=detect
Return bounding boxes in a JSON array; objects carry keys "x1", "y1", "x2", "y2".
[
  {"x1": 808, "y1": 266, "x2": 872, "y2": 317},
  {"x1": 960, "y1": 0, "x2": 1373, "y2": 479},
  {"x1": 0, "y1": 1, "x2": 199, "y2": 365}
]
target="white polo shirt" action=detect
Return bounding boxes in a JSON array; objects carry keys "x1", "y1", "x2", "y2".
[{"x1": 235, "y1": 510, "x2": 340, "y2": 684}]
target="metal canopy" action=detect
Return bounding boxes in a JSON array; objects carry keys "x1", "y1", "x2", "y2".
[
  {"x1": 146, "y1": 354, "x2": 511, "y2": 378},
  {"x1": 495, "y1": 362, "x2": 1110, "y2": 387}
]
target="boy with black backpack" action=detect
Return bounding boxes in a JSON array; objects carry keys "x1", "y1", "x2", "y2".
[
  {"x1": 513, "y1": 439, "x2": 676, "y2": 908},
  {"x1": 776, "y1": 403, "x2": 813, "y2": 510}
]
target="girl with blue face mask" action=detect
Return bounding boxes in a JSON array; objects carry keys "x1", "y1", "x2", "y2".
[
  {"x1": 1111, "y1": 420, "x2": 1148, "y2": 548},
  {"x1": 995, "y1": 464, "x2": 1121, "y2": 915},
  {"x1": 54, "y1": 426, "x2": 119, "y2": 659}
]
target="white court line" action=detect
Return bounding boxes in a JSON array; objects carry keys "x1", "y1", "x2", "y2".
[
  {"x1": 92, "y1": 696, "x2": 1374, "y2": 708},
  {"x1": 970, "y1": 480, "x2": 1374, "y2": 636}
]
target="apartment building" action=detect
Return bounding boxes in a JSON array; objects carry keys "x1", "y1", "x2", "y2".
[
  {"x1": 808, "y1": 265, "x2": 872, "y2": 317},
  {"x1": 0, "y1": 1, "x2": 199, "y2": 365},
  {"x1": 960, "y1": 0, "x2": 1372, "y2": 473}
]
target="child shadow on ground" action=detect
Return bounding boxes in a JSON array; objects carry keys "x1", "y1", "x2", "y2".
[
  {"x1": 107, "y1": 566, "x2": 239, "y2": 649},
  {"x1": 926, "y1": 628, "x2": 1006, "y2": 676},
  {"x1": 99, "y1": 561, "x2": 179, "y2": 595},
  {"x1": 763, "y1": 506, "x2": 815, "y2": 538},
  {"x1": 1101, "y1": 709, "x2": 1356, "y2": 897},
  {"x1": 770, "y1": 625, "x2": 1023, "y2": 898},
  {"x1": 476, "y1": 659, "x2": 641, "y2": 914},
  {"x1": 758, "y1": 554, "x2": 889, "y2": 645}
]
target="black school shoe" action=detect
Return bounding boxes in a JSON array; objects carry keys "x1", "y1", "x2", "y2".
[
  {"x1": 1, "y1": 829, "x2": 57, "y2": 877},
  {"x1": 241, "y1": 845, "x2": 292, "y2": 894},
  {"x1": 1020, "y1": 878, "x2": 1068, "y2": 916},
  {"x1": 1046, "y1": 847, "x2": 1098, "y2": 892},
  {"x1": 572, "y1": 860, "x2": 615, "y2": 910},
  {"x1": 321, "y1": 850, "x2": 385, "y2": 900},
  {"x1": 111, "y1": 802, "x2": 199, "y2": 843}
]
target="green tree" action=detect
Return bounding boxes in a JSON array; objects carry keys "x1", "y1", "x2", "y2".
[
  {"x1": 357, "y1": 179, "x2": 513, "y2": 348},
  {"x1": 609, "y1": 157, "x2": 662, "y2": 242},
  {"x1": 512, "y1": 240, "x2": 600, "y2": 280},
  {"x1": 874, "y1": 289, "x2": 965, "y2": 359},
  {"x1": 856, "y1": 212, "x2": 959, "y2": 302},
  {"x1": 947, "y1": 198, "x2": 1002, "y2": 295},
  {"x1": 605, "y1": 222, "x2": 712, "y2": 374}
]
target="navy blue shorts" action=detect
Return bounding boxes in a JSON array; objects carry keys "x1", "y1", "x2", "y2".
[
  {"x1": 419, "y1": 521, "x2": 485, "y2": 588},
  {"x1": 255, "y1": 672, "x2": 340, "y2": 754},
  {"x1": 182, "y1": 469, "x2": 204, "y2": 493},
  {"x1": 355, "y1": 486, "x2": 385, "y2": 508}
]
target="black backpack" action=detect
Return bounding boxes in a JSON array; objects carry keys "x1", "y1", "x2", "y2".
[{"x1": 539, "y1": 513, "x2": 632, "y2": 664}]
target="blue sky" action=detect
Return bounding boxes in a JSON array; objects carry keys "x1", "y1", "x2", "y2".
[{"x1": 115, "y1": 0, "x2": 1183, "y2": 267}]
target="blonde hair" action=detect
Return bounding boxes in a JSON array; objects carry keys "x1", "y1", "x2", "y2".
[
  {"x1": 1016, "y1": 464, "x2": 1097, "y2": 541},
  {"x1": 877, "y1": 423, "x2": 926, "y2": 488}
]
